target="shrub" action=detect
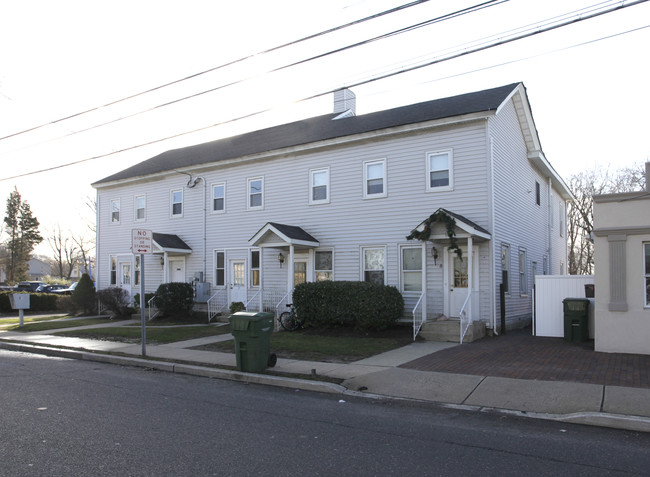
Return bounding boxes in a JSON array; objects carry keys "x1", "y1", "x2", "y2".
[
  {"x1": 72, "y1": 273, "x2": 96, "y2": 314},
  {"x1": 0, "y1": 291, "x2": 59, "y2": 313},
  {"x1": 56, "y1": 295, "x2": 79, "y2": 315},
  {"x1": 154, "y1": 282, "x2": 194, "y2": 316},
  {"x1": 97, "y1": 287, "x2": 132, "y2": 318},
  {"x1": 229, "y1": 301, "x2": 246, "y2": 314},
  {"x1": 292, "y1": 281, "x2": 404, "y2": 331}
]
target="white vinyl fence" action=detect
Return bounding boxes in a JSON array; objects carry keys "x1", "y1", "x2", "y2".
[{"x1": 533, "y1": 275, "x2": 594, "y2": 337}]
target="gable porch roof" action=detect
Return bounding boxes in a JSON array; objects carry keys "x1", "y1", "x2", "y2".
[{"x1": 249, "y1": 222, "x2": 319, "y2": 249}]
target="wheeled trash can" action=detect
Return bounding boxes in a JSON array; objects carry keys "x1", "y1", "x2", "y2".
[
  {"x1": 229, "y1": 311, "x2": 277, "y2": 372},
  {"x1": 562, "y1": 298, "x2": 590, "y2": 343}
]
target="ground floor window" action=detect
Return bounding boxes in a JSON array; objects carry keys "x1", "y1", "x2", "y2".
[
  {"x1": 363, "y1": 247, "x2": 385, "y2": 285},
  {"x1": 215, "y1": 251, "x2": 225, "y2": 286},
  {"x1": 401, "y1": 246, "x2": 422, "y2": 292},
  {"x1": 134, "y1": 255, "x2": 141, "y2": 286},
  {"x1": 110, "y1": 256, "x2": 117, "y2": 285},
  {"x1": 644, "y1": 243, "x2": 650, "y2": 307},
  {"x1": 501, "y1": 244, "x2": 510, "y2": 294},
  {"x1": 250, "y1": 250, "x2": 260, "y2": 287},
  {"x1": 315, "y1": 250, "x2": 333, "y2": 281}
]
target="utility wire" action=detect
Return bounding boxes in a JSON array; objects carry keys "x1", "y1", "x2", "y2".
[
  {"x1": 1, "y1": 0, "x2": 647, "y2": 182},
  {"x1": 0, "y1": 0, "x2": 505, "y2": 155},
  {"x1": 0, "y1": 0, "x2": 432, "y2": 142}
]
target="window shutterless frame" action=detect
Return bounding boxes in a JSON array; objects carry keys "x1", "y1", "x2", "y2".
[
  {"x1": 212, "y1": 182, "x2": 226, "y2": 213},
  {"x1": 363, "y1": 159, "x2": 386, "y2": 199},
  {"x1": 171, "y1": 189, "x2": 183, "y2": 217},
  {"x1": 110, "y1": 199, "x2": 120, "y2": 224},
  {"x1": 309, "y1": 167, "x2": 330, "y2": 205},
  {"x1": 134, "y1": 194, "x2": 146, "y2": 221},
  {"x1": 361, "y1": 246, "x2": 386, "y2": 285},
  {"x1": 426, "y1": 149, "x2": 453, "y2": 192},
  {"x1": 247, "y1": 177, "x2": 264, "y2": 210}
]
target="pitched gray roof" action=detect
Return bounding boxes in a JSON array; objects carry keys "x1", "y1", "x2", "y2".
[
  {"x1": 267, "y1": 223, "x2": 319, "y2": 243},
  {"x1": 94, "y1": 83, "x2": 520, "y2": 186},
  {"x1": 152, "y1": 233, "x2": 191, "y2": 251}
]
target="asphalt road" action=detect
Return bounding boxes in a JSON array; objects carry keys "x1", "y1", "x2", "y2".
[{"x1": 1, "y1": 349, "x2": 649, "y2": 476}]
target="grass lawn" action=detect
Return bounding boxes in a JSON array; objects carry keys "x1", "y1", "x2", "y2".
[
  {"x1": 194, "y1": 325, "x2": 415, "y2": 363},
  {"x1": 8, "y1": 318, "x2": 117, "y2": 332},
  {"x1": 55, "y1": 324, "x2": 231, "y2": 344},
  {"x1": 0, "y1": 315, "x2": 71, "y2": 326}
]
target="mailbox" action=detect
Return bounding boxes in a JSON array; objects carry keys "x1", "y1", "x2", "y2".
[{"x1": 9, "y1": 293, "x2": 30, "y2": 310}]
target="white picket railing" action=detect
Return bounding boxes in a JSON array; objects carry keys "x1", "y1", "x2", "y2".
[
  {"x1": 412, "y1": 293, "x2": 424, "y2": 340},
  {"x1": 147, "y1": 295, "x2": 160, "y2": 321},
  {"x1": 459, "y1": 292, "x2": 472, "y2": 344},
  {"x1": 207, "y1": 288, "x2": 228, "y2": 322}
]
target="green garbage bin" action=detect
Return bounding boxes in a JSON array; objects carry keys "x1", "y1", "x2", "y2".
[
  {"x1": 229, "y1": 311, "x2": 277, "y2": 372},
  {"x1": 562, "y1": 298, "x2": 590, "y2": 343}
]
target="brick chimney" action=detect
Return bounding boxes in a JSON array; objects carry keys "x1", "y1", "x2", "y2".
[{"x1": 333, "y1": 89, "x2": 356, "y2": 119}]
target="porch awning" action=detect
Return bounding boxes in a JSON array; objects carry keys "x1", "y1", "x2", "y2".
[
  {"x1": 249, "y1": 222, "x2": 319, "y2": 248},
  {"x1": 410, "y1": 208, "x2": 491, "y2": 242},
  {"x1": 152, "y1": 233, "x2": 192, "y2": 254}
]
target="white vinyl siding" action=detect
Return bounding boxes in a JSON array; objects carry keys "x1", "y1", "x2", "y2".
[
  {"x1": 426, "y1": 150, "x2": 453, "y2": 191},
  {"x1": 171, "y1": 189, "x2": 183, "y2": 217},
  {"x1": 135, "y1": 195, "x2": 146, "y2": 221},
  {"x1": 645, "y1": 243, "x2": 650, "y2": 308},
  {"x1": 309, "y1": 168, "x2": 330, "y2": 204},
  {"x1": 110, "y1": 199, "x2": 120, "y2": 224},
  {"x1": 248, "y1": 177, "x2": 263, "y2": 210},
  {"x1": 212, "y1": 183, "x2": 225, "y2": 213},
  {"x1": 363, "y1": 159, "x2": 386, "y2": 198}
]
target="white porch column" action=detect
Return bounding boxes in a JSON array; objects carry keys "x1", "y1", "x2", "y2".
[
  {"x1": 259, "y1": 248, "x2": 264, "y2": 312},
  {"x1": 421, "y1": 240, "x2": 427, "y2": 322},
  {"x1": 288, "y1": 245, "x2": 295, "y2": 293},
  {"x1": 467, "y1": 236, "x2": 473, "y2": 321}
]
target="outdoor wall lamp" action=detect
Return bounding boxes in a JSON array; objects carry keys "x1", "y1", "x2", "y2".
[
  {"x1": 278, "y1": 253, "x2": 285, "y2": 268},
  {"x1": 160, "y1": 256, "x2": 165, "y2": 267},
  {"x1": 431, "y1": 246, "x2": 439, "y2": 266}
]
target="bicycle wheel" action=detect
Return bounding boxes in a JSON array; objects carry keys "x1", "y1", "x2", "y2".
[{"x1": 279, "y1": 311, "x2": 297, "y2": 331}]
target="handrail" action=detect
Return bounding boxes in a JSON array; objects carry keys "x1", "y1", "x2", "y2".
[
  {"x1": 275, "y1": 289, "x2": 293, "y2": 315},
  {"x1": 245, "y1": 289, "x2": 260, "y2": 309},
  {"x1": 207, "y1": 288, "x2": 228, "y2": 323},
  {"x1": 459, "y1": 292, "x2": 472, "y2": 343},
  {"x1": 412, "y1": 292, "x2": 424, "y2": 340},
  {"x1": 147, "y1": 295, "x2": 160, "y2": 321}
]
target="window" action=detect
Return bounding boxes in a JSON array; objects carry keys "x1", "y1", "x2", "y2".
[
  {"x1": 212, "y1": 183, "x2": 225, "y2": 212},
  {"x1": 427, "y1": 150, "x2": 453, "y2": 191},
  {"x1": 134, "y1": 255, "x2": 141, "y2": 286},
  {"x1": 643, "y1": 243, "x2": 650, "y2": 308},
  {"x1": 171, "y1": 189, "x2": 183, "y2": 217},
  {"x1": 215, "y1": 251, "x2": 225, "y2": 287},
  {"x1": 519, "y1": 248, "x2": 527, "y2": 295},
  {"x1": 248, "y1": 177, "x2": 263, "y2": 209},
  {"x1": 110, "y1": 199, "x2": 120, "y2": 223},
  {"x1": 401, "y1": 246, "x2": 422, "y2": 292},
  {"x1": 501, "y1": 244, "x2": 510, "y2": 294},
  {"x1": 250, "y1": 250, "x2": 260, "y2": 287},
  {"x1": 535, "y1": 182, "x2": 540, "y2": 205},
  {"x1": 362, "y1": 247, "x2": 385, "y2": 285},
  {"x1": 559, "y1": 202, "x2": 565, "y2": 237},
  {"x1": 310, "y1": 168, "x2": 330, "y2": 204},
  {"x1": 363, "y1": 159, "x2": 386, "y2": 198},
  {"x1": 135, "y1": 195, "x2": 146, "y2": 221},
  {"x1": 110, "y1": 256, "x2": 117, "y2": 285},
  {"x1": 315, "y1": 251, "x2": 333, "y2": 281}
]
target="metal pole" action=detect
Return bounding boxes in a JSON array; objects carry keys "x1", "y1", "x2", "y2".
[{"x1": 140, "y1": 253, "x2": 146, "y2": 356}]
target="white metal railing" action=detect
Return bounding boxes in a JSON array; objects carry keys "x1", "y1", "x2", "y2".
[
  {"x1": 207, "y1": 288, "x2": 228, "y2": 323},
  {"x1": 459, "y1": 290, "x2": 484, "y2": 343},
  {"x1": 147, "y1": 295, "x2": 161, "y2": 321},
  {"x1": 459, "y1": 292, "x2": 472, "y2": 344},
  {"x1": 412, "y1": 292, "x2": 425, "y2": 340},
  {"x1": 245, "y1": 289, "x2": 261, "y2": 311}
]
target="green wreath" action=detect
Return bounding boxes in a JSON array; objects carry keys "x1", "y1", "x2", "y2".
[{"x1": 406, "y1": 210, "x2": 462, "y2": 260}]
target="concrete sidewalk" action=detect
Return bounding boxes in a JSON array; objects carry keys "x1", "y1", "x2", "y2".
[{"x1": 1, "y1": 318, "x2": 649, "y2": 433}]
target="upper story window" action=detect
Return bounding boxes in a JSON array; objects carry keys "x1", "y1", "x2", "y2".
[
  {"x1": 519, "y1": 248, "x2": 528, "y2": 296},
  {"x1": 643, "y1": 243, "x2": 650, "y2": 308},
  {"x1": 110, "y1": 199, "x2": 120, "y2": 224},
  {"x1": 501, "y1": 243, "x2": 511, "y2": 295},
  {"x1": 310, "y1": 168, "x2": 330, "y2": 204},
  {"x1": 135, "y1": 195, "x2": 146, "y2": 221},
  {"x1": 362, "y1": 246, "x2": 385, "y2": 285},
  {"x1": 171, "y1": 189, "x2": 183, "y2": 217},
  {"x1": 427, "y1": 150, "x2": 453, "y2": 191},
  {"x1": 315, "y1": 250, "x2": 333, "y2": 281},
  {"x1": 212, "y1": 183, "x2": 225, "y2": 213},
  {"x1": 535, "y1": 181, "x2": 541, "y2": 205},
  {"x1": 248, "y1": 177, "x2": 264, "y2": 210},
  {"x1": 363, "y1": 159, "x2": 386, "y2": 198}
]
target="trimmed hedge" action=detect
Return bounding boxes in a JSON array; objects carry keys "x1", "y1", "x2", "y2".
[
  {"x1": 292, "y1": 281, "x2": 404, "y2": 331},
  {"x1": 97, "y1": 287, "x2": 132, "y2": 317},
  {"x1": 0, "y1": 292, "x2": 60, "y2": 313},
  {"x1": 154, "y1": 282, "x2": 194, "y2": 315}
]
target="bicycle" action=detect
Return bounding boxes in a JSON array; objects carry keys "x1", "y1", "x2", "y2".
[{"x1": 278, "y1": 303, "x2": 303, "y2": 331}]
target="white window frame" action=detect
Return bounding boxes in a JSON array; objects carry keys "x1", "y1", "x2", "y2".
[
  {"x1": 171, "y1": 189, "x2": 183, "y2": 217},
  {"x1": 502, "y1": 244, "x2": 511, "y2": 295},
  {"x1": 109, "y1": 255, "x2": 117, "y2": 285},
  {"x1": 247, "y1": 177, "x2": 264, "y2": 210},
  {"x1": 314, "y1": 249, "x2": 333, "y2": 281},
  {"x1": 134, "y1": 194, "x2": 146, "y2": 222},
  {"x1": 214, "y1": 250, "x2": 225, "y2": 287},
  {"x1": 641, "y1": 242, "x2": 650, "y2": 308},
  {"x1": 363, "y1": 159, "x2": 387, "y2": 199},
  {"x1": 212, "y1": 182, "x2": 226, "y2": 213},
  {"x1": 426, "y1": 149, "x2": 453, "y2": 192},
  {"x1": 400, "y1": 245, "x2": 423, "y2": 293},
  {"x1": 250, "y1": 249, "x2": 260, "y2": 288},
  {"x1": 361, "y1": 246, "x2": 386, "y2": 285},
  {"x1": 134, "y1": 255, "x2": 141, "y2": 286},
  {"x1": 110, "y1": 199, "x2": 120, "y2": 224},
  {"x1": 309, "y1": 167, "x2": 330, "y2": 205},
  {"x1": 519, "y1": 248, "x2": 528, "y2": 296}
]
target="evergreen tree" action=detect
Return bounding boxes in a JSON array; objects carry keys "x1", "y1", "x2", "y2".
[
  {"x1": 3, "y1": 188, "x2": 43, "y2": 282},
  {"x1": 72, "y1": 273, "x2": 96, "y2": 314}
]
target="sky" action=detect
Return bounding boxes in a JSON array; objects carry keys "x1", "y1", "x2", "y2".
[{"x1": 1, "y1": 0, "x2": 649, "y2": 257}]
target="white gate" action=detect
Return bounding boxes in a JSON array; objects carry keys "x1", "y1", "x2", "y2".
[{"x1": 534, "y1": 275, "x2": 594, "y2": 337}]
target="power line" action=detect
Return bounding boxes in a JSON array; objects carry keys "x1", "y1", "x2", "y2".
[
  {"x1": 1, "y1": 0, "x2": 647, "y2": 182},
  {"x1": 0, "y1": 0, "x2": 505, "y2": 155},
  {"x1": 0, "y1": 0, "x2": 432, "y2": 142}
]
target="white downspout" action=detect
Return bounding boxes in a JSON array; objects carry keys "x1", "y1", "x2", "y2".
[
  {"x1": 489, "y1": 136, "x2": 498, "y2": 334},
  {"x1": 548, "y1": 177, "x2": 553, "y2": 274},
  {"x1": 467, "y1": 236, "x2": 473, "y2": 320},
  {"x1": 422, "y1": 241, "x2": 427, "y2": 323}
]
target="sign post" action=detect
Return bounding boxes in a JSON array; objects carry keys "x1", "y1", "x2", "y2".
[{"x1": 132, "y1": 229, "x2": 153, "y2": 356}]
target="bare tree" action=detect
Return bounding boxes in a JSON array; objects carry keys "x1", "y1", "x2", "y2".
[
  {"x1": 73, "y1": 233, "x2": 94, "y2": 277},
  {"x1": 567, "y1": 162, "x2": 647, "y2": 275},
  {"x1": 48, "y1": 225, "x2": 80, "y2": 279}
]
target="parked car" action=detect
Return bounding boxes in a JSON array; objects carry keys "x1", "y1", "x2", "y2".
[
  {"x1": 15, "y1": 281, "x2": 46, "y2": 292},
  {"x1": 51, "y1": 282, "x2": 78, "y2": 295},
  {"x1": 35, "y1": 284, "x2": 69, "y2": 294}
]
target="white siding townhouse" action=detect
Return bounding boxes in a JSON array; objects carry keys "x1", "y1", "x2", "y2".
[{"x1": 92, "y1": 83, "x2": 572, "y2": 340}]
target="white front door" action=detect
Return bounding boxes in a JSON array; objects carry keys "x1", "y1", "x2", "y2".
[
  {"x1": 169, "y1": 259, "x2": 185, "y2": 282},
  {"x1": 230, "y1": 260, "x2": 247, "y2": 304},
  {"x1": 118, "y1": 261, "x2": 132, "y2": 296},
  {"x1": 447, "y1": 246, "x2": 479, "y2": 318}
]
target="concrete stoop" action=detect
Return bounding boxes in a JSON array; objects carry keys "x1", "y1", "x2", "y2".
[{"x1": 419, "y1": 319, "x2": 486, "y2": 343}]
